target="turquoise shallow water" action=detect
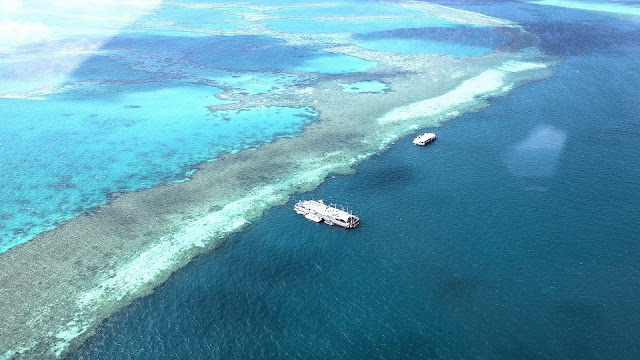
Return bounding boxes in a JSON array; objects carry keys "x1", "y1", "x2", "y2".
[
  {"x1": 0, "y1": 82, "x2": 316, "y2": 251},
  {"x1": 151, "y1": 4, "x2": 245, "y2": 31},
  {"x1": 354, "y1": 37, "x2": 492, "y2": 57},
  {"x1": 71, "y1": 2, "x2": 640, "y2": 359},
  {"x1": 352, "y1": 26, "x2": 510, "y2": 57},
  {"x1": 267, "y1": 2, "x2": 427, "y2": 17},
  {"x1": 1, "y1": 0, "x2": 486, "y2": 252},
  {"x1": 262, "y1": 16, "x2": 460, "y2": 34},
  {"x1": 0, "y1": 2, "x2": 389, "y2": 251}
]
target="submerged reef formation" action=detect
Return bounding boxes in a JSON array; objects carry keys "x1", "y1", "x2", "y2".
[{"x1": 0, "y1": 1, "x2": 551, "y2": 358}]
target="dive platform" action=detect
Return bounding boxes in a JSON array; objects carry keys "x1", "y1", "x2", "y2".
[{"x1": 294, "y1": 200, "x2": 359, "y2": 229}]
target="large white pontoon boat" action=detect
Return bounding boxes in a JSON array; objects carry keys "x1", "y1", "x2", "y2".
[{"x1": 294, "y1": 200, "x2": 359, "y2": 229}]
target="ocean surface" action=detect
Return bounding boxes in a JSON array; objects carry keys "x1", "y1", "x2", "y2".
[
  {"x1": 69, "y1": 1, "x2": 640, "y2": 359},
  {"x1": 1, "y1": 0, "x2": 638, "y2": 359}
]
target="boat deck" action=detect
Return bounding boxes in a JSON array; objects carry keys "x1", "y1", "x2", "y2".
[
  {"x1": 294, "y1": 200, "x2": 359, "y2": 229},
  {"x1": 413, "y1": 132, "x2": 436, "y2": 146}
]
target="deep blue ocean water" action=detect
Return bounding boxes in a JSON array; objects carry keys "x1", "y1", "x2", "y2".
[{"x1": 71, "y1": 2, "x2": 640, "y2": 359}]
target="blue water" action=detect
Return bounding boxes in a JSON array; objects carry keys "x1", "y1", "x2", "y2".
[
  {"x1": 101, "y1": 34, "x2": 376, "y2": 73},
  {"x1": 0, "y1": 82, "x2": 316, "y2": 251},
  {"x1": 262, "y1": 16, "x2": 460, "y2": 34},
  {"x1": 73, "y1": 3, "x2": 640, "y2": 359},
  {"x1": 353, "y1": 26, "x2": 509, "y2": 57},
  {"x1": 151, "y1": 4, "x2": 246, "y2": 31},
  {"x1": 0, "y1": 9, "x2": 381, "y2": 251},
  {"x1": 354, "y1": 38, "x2": 492, "y2": 57},
  {"x1": 267, "y1": 2, "x2": 427, "y2": 17}
]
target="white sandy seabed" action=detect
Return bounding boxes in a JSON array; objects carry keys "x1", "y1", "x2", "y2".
[{"x1": 379, "y1": 61, "x2": 547, "y2": 123}]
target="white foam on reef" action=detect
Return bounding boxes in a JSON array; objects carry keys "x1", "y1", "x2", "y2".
[
  {"x1": 528, "y1": 0, "x2": 640, "y2": 17},
  {"x1": 0, "y1": 93, "x2": 47, "y2": 100},
  {"x1": 499, "y1": 60, "x2": 547, "y2": 72},
  {"x1": 399, "y1": 1, "x2": 517, "y2": 27},
  {"x1": 379, "y1": 61, "x2": 547, "y2": 124}
]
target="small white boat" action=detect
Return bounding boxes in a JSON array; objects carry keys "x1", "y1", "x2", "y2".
[{"x1": 413, "y1": 132, "x2": 436, "y2": 146}]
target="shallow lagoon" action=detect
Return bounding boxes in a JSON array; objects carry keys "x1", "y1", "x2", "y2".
[{"x1": 0, "y1": 83, "x2": 316, "y2": 252}]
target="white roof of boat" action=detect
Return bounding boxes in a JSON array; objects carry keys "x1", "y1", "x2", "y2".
[
  {"x1": 297, "y1": 200, "x2": 357, "y2": 221},
  {"x1": 415, "y1": 132, "x2": 436, "y2": 139}
]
